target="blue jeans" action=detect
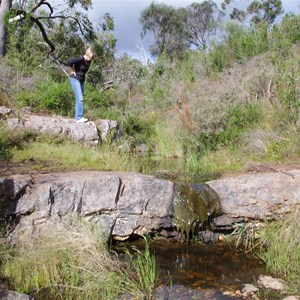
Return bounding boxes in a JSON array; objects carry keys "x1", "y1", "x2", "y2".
[{"x1": 70, "y1": 77, "x2": 84, "y2": 120}]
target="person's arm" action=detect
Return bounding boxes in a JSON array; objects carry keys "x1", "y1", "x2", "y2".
[
  {"x1": 66, "y1": 57, "x2": 84, "y2": 67},
  {"x1": 66, "y1": 57, "x2": 84, "y2": 76}
]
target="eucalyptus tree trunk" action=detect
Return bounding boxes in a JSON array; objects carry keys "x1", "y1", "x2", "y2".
[{"x1": 0, "y1": 0, "x2": 12, "y2": 57}]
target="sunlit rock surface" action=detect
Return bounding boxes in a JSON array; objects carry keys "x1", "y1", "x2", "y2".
[
  {"x1": 1, "y1": 169, "x2": 300, "y2": 242},
  {"x1": 208, "y1": 169, "x2": 300, "y2": 225},
  {"x1": 5, "y1": 111, "x2": 118, "y2": 145}
]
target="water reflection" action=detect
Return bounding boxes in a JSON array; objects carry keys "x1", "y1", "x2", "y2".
[{"x1": 121, "y1": 238, "x2": 265, "y2": 293}]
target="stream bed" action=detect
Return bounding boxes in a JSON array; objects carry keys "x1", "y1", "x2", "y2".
[{"x1": 117, "y1": 238, "x2": 267, "y2": 299}]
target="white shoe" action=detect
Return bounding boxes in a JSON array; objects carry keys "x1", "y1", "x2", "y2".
[{"x1": 76, "y1": 117, "x2": 88, "y2": 123}]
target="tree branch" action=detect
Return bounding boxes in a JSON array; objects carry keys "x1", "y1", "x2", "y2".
[{"x1": 29, "y1": 15, "x2": 55, "y2": 52}]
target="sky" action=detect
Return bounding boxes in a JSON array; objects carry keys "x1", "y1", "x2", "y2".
[{"x1": 89, "y1": 0, "x2": 300, "y2": 60}]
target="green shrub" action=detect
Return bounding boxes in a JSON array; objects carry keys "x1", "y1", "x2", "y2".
[
  {"x1": 0, "y1": 124, "x2": 36, "y2": 163},
  {"x1": 190, "y1": 102, "x2": 262, "y2": 154},
  {"x1": 84, "y1": 85, "x2": 112, "y2": 119},
  {"x1": 16, "y1": 80, "x2": 73, "y2": 116},
  {"x1": 271, "y1": 14, "x2": 300, "y2": 50},
  {"x1": 273, "y1": 58, "x2": 300, "y2": 126},
  {"x1": 119, "y1": 113, "x2": 156, "y2": 152},
  {"x1": 221, "y1": 102, "x2": 262, "y2": 145},
  {"x1": 207, "y1": 22, "x2": 270, "y2": 74},
  {"x1": 0, "y1": 138, "x2": 13, "y2": 162}
]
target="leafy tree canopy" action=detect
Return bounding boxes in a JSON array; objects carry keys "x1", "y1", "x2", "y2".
[
  {"x1": 182, "y1": 0, "x2": 224, "y2": 50},
  {"x1": 140, "y1": 2, "x2": 188, "y2": 59},
  {"x1": 140, "y1": 1, "x2": 223, "y2": 58},
  {"x1": 221, "y1": 0, "x2": 283, "y2": 24},
  {"x1": 1, "y1": 0, "x2": 116, "y2": 68}
]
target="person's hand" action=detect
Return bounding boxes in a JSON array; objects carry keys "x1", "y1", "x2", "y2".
[{"x1": 71, "y1": 67, "x2": 76, "y2": 76}]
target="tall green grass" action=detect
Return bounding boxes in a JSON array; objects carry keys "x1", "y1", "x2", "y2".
[
  {"x1": 260, "y1": 209, "x2": 300, "y2": 294},
  {"x1": 1, "y1": 221, "x2": 123, "y2": 299},
  {"x1": 0, "y1": 222, "x2": 158, "y2": 299},
  {"x1": 123, "y1": 236, "x2": 158, "y2": 300}
]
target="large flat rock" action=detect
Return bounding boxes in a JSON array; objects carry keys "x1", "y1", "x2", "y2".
[
  {"x1": 208, "y1": 169, "x2": 300, "y2": 223},
  {"x1": 1, "y1": 169, "x2": 300, "y2": 241}
]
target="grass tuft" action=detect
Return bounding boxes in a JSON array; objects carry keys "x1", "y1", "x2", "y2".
[
  {"x1": 0, "y1": 221, "x2": 158, "y2": 299},
  {"x1": 260, "y1": 209, "x2": 300, "y2": 294}
]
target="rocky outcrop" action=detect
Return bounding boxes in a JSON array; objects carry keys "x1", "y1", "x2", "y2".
[
  {"x1": 1, "y1": 106, "x2": 118, "y2": 144},
  {"x1": 208, "y1": 169, "x2": 300, "y2": 228},
  {"x1": 0, "y1": 172, "x2": 175, "y2": 241},
  {"x1": 1, "y1": 169, "x2": 300, "y2": 242}
]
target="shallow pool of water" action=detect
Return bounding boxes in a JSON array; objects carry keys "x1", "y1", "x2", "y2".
[{"x1": 120, "y1": 238, "x2": 266, "y2": 295}]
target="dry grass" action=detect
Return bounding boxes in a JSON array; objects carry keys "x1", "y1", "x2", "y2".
[{"x1": 1, "y1": 220, "x2": 159, "y2": 299}]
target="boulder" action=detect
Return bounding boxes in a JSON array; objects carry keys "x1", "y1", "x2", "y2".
[
  {"x1": 0, "y1": 290, "x2": 31, "y2": 300},
  {"x1": 4, "y1": 110, "x2": 118, "y2": 145},
  {"x1": 1, "y1": 172, "x2": 175, "y2": 241},
  {"x1": 0, "y1": 106, "x2": 12, "y2": 118},
  {"x1": 208, "y1": 169, "x2": 300, "y2": 226},
  {"x1": 1, "y1": 169, "x2": 300, "y2": 242},
  {"x1": 257, "y1": 275, "x2": 285, "y2": 291}
]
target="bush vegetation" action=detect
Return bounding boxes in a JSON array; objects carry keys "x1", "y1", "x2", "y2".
[{"x1": 2, "y1": 14, "x2": 300, "y2": 176}]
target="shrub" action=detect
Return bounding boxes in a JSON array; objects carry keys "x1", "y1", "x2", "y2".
[
  {"x1": 190, "y1": 102, "x2": 262, "y2": 154},
  {"x1": 119, "y1": 113, "x2": 156, "y2": 152},
  {"x1": 84, "y1": 85, "x2": 112, "y2": 119},
  {"x1": 0, "y1": 138, "x2": 13, "y2": 162},
  {"x1": 16, "y1": 80, "x2": 73, "y2": 116},
  {"x1": 0, "y1": 124, "x2": 35, "y2": 163},
  {"x1": 207, "y1": 22, "x2": 269, "y2": 73}
]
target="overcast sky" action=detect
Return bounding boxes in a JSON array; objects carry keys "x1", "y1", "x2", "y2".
[{"x1": 89, "y1": 0, "x2": 300, "y2": 60}]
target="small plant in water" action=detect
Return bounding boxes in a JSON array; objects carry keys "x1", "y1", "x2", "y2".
[
  {"x1": 230, "y1": 221, "x2": 262, "y2": 253},
  {"x1": 123, "y1": 235, "x2": 158, "y2": 300}
]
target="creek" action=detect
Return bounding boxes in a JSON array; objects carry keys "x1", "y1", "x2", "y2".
[
  {"x1": 115, "y1": 172, "x2": 271, "y2": 299},
  {"x1": 116, "y1": 238, "x2": 266, "y2": 299}
]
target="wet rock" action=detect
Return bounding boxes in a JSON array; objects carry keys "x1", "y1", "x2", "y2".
[
  {"x1": 257, "y1": 275, "x2": 285, "y2": 291},
  {"x1": 242, "y1": 283, "x2": 259, "y2": 297},
  {"x1": 198, "y1": 231, "x2": 220, "y2": 243},
  {"x1": 173, "y1": 183, "x2": 222, "y2": 239}
]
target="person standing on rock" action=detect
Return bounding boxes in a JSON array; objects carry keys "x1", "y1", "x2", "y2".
[{"x1": 66, "y1": 47, "x2": 96, "y2": 123}]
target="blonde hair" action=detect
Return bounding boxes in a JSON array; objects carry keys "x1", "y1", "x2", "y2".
[{"x1": 85, "y1": 47, "x2": 96, "y2": 60}]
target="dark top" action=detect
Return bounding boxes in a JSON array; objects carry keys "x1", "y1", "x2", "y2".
[{"x1": 66, "y1": 56, "x2": 91, "y2": 82}]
